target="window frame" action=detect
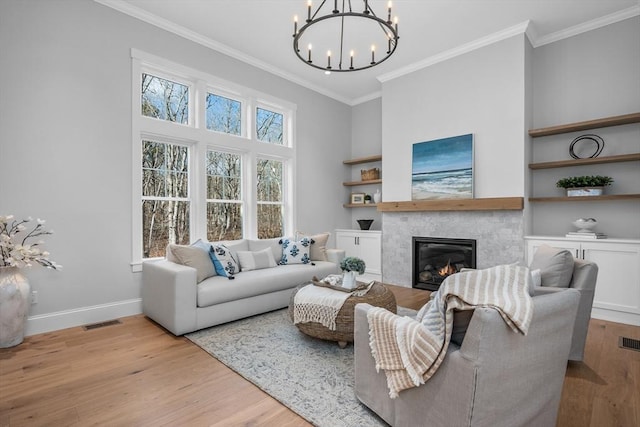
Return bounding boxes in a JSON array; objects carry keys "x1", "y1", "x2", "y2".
[{"x1": 131, "y1": 49, "x2": 297, "y2": 271}]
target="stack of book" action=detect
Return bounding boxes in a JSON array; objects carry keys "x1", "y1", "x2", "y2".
[{"x1": 566, "y1": 231, "x2": 607, "y2": 239}]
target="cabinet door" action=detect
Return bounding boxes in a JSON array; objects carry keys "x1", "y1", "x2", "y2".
[
  {"x1": 582, "y1": 242, "x2": 640, "y2": 316},
  {"x1": 336, "y1": 232, "x2": 358, "y2": 258},
  {"x1": 526, "y1": 239, "x2": 581, "y2": 264},
  {"x1": 357, "y1": 233, "x2": 382, "y2": 275}
]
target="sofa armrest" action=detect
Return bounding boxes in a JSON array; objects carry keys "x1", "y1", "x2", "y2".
[
  {"x1": 326, "y1": 248, "x2": 346, "y2": 265},
  {"x1": 142, "y1": 259, "x2": 198, "y2": 335}
]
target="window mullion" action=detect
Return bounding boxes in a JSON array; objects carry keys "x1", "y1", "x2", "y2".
[{"x1": 244, "y1": 152, "x2": 256, "y2": 239}]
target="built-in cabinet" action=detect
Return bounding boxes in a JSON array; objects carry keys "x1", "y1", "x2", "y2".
[
  {"x1": 335, "y1": 229, "x2": 382, "y2": 282},
  {"x1": 343, "y1": 155, "x2": 382, "y2": 208},
  {"x1": 526, "y1": 236, "x2": 640, "y2": 326}
]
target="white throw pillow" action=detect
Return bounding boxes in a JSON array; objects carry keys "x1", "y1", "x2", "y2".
[
  {"x1": 237, "y1": 248, "x2": 277, "y2": 272},
  {"x1": 209, "y1": 244, "x2": 239, "y2": 277},
  {"x1": 279, "y1": 237, "x2": 312, "y2": 265}
]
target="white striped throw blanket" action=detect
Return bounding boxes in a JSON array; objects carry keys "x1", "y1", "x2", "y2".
[
  {"x1": 294, "y1": 282, "x2": 374, "y2": 330},
  {"x1": 368, "y1": 264, "x2": 534, "y2": 398}
]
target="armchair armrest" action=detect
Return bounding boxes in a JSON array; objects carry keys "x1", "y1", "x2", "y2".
[{"x1": 142, "y1": 259, "x2": 198, "y2": 335}]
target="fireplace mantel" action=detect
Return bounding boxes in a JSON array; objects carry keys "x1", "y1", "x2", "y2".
[{"x1": 376, "y1": 197, "x2": 524, "y2": 212}]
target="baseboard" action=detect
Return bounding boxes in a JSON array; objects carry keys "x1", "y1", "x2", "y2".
[
  {"x1": 591, "y1": 307, "x2": 640, "y2": 327},
  {"x1": 25, "y1": 299, "x2": 143, "y2": 336}
]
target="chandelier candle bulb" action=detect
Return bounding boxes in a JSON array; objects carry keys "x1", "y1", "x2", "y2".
[
  {"x1": 350, "y1": 50, "x2": 354, "y2": 69},
  {"x1": 307, "y1": 44, "x2": 312, "y2": 62},
  {"x1": 387, "y1": 1, "x2": 392, "y2": 23},
  {"x1": 307, "y1": 0, "x2": 312, "y2": 22},
  {"x1": 364, "y1": 0, "x2": 369, "y2": 14},
  {"x1": 371, "y1": 45, "x2": 376, "y2": 64},
  {"x1": 293, "y1": 15, "x2": 298, "y2": 35},
  {"x1": 327, "y1": 50, "x2": 331, "y2": 68},
  {"x1": 395, "y1": 16, "x2": 398, "y2": 35}
]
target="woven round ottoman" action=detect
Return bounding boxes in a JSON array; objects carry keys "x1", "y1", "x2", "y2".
[{"x1": 288, "y1": 282, "x2": 397, "y2": 348}]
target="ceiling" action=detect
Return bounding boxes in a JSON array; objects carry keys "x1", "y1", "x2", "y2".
[{"x1": 97, "y1": 0, "x2": 639, "y2": 105}]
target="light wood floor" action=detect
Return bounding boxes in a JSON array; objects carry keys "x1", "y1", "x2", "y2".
[{"x1": 1, "y1": 285, "x2": 638, "y2": 426}]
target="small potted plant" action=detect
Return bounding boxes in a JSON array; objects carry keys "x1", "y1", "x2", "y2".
[
  {"x1": 556, "y1": 175, "x2": 613, "y2": 197},
  {"x1": 364, "y1": 194, "x2": 372, "y2": 204},
  {"x1": 340, "y1": 256, "x2": 366, "y2": 289}
]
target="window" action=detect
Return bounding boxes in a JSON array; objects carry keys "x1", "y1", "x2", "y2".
[
  {"x1": 256, "y1": 158, "x2": 284, "y2": 238},
  {"x1": 206, "y1": 150, "x2": 243, "y2": 241},
  {"x1": 256, "y1": 107, "x2": 283, "y2": 144},
  {"x1": 206, "y1": 93, "x2": 241, "y2": 135},
  {"x1": 132, "y1": 50, "x2": 296, "y2": 267},
  {"x1": 141, "y1": 73, "x2": 189, "y2": 124},
  {"x1": 142, "y1": 140, "x2": 190, "y2": 258}
]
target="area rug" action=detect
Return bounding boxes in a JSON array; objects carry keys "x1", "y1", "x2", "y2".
[{"x1": 186, "y1": 307, "x2": 415, "y2": 427}]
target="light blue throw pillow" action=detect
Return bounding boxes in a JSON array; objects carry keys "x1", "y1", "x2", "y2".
[{"x1": 209, "y1": 244, "x2": 239, "y2": 277}]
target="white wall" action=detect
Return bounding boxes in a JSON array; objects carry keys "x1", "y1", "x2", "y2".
[
  {"x1": 530, "y1": 16, "x2": 640, "y2": 238},
  {"x1": 0, "y1": 0, "x2": 351, "y2": 334},
  {"x1": 349, "y1": 98, "x2": 382, "y2": 230},
  {"x1": 381, "y1": 35, "x2": 528, "y2": 202}
]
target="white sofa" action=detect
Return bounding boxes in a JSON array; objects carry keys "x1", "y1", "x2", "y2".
[{"x1": 142, "y1": 236, "x2": 343, "y2": 335}]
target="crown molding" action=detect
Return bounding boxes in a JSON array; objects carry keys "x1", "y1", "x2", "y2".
[
  {"x1": 94, "y1": 0, "x2": 352, "y2": 105},
  {"x1": 377, "y1": 21, "x2": 532, "y2": 84},
  {"x1": 532, "y1": 4, "x2": 640, "y2": 47}
]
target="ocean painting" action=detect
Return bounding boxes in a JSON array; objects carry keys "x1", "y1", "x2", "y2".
[{"x1": 412, "y1": 134, "x2": 474, "y2": 200}]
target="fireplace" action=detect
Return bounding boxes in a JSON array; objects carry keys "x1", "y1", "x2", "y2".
[{"x1": 412, "y1": 237, "x2": 476, "y2": 291}]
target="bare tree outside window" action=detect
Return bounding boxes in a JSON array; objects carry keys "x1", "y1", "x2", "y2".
[
  {"x1": 142, "y1": 141, "x2": 190, "y2": 258},
  {"x1": 257, "y1": 158, "x2": 283, "y2": 238},
  {"x1": 206, "y1": 93, "x2": 241, "y2": 135},
  {"x1": 207, "y1": 151, "x2": 242, "y2": 241},
  {"x1": 142, "y1": 73, "x2": 189, "y2": 124},
  {"x1": 256, "y1": 107, "x2": 283, "y2": 144}
]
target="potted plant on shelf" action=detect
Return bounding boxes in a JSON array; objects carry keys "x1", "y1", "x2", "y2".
[
  {"x1": 364, "y1": 194, "x2": 372, "y2": 204},
  {"x1": 340, "y1": 256, "x2": 366, "y2": 290},
  {"x1": 556, "y1": 175, "x2": 614, "y2": 197},
  {"x1": 0, "y1": 215, "x2": 61, "y2": 348}
]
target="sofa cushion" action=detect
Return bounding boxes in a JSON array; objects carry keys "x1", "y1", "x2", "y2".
[
  {"x1": 209, "y1": 244, "x2": 239, "y2": 277},
  {"x1": 309, "y1": 232, "x2": 330, "y2": 261},
  {"x1": 166, "y1": 240, "x2": 216, "y2": 283},
  {"x1": 279, "y1": 237, "x2": 312, "y2": 265},
  {"x1": 220, "y1": 239, "x2": 249, "y2": 259},
  {"x1": 248, "y1": 237, "x2": 282, "y2": 262},
  {"x1": 237, "y1": 247, "x2": 277, "y2": 272},
  {"x1": 197, "y1": 261, "x2": 341, "y2": 307},
  {"x1": 529, "y1": 244, "x2": 574, "y2": 288}
]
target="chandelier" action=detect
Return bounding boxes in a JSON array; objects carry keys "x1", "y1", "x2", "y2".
[{"x1": 292, "y1": 0, "x2": 399, "y2": 73}]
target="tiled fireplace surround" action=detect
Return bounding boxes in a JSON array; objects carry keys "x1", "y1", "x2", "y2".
[{"x1": 382, "y1": 210, "x2": 525, "y2": 287}]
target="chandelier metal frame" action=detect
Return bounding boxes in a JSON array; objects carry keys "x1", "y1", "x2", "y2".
[{"x1": 292, "y1": 0, "x2": 399, "y2": 72}]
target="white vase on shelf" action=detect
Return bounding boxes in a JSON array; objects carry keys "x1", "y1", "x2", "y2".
[{"x1": 373, "y1": 189, "x2": 381, "y2": 204}]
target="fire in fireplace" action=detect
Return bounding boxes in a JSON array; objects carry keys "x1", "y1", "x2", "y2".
[{"x1": 412, "y1": 237, "x2": 476, "y2": 291}]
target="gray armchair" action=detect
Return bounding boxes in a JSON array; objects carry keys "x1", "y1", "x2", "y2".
[
  {"x1": 354, "y1": 288, "x2": 580, "y2": 427},
  {"x1": 528, "y1": 244, "x2": 599, "y2": 361},
  {"x1": 533, "y1": 257, "x2": 598, "y2": 361}
]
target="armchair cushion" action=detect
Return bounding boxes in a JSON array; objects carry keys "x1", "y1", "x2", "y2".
[{"x1": 529, "y1": 244, "x2": 574, "y2": 288}]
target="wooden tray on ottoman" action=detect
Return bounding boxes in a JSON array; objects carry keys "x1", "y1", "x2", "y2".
[{"x1": 288, "y1": 281, "x2": 397, "y2": 348}]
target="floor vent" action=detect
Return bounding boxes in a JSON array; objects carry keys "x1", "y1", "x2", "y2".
[
  {"x1": 619, "y1": 336, "x2": 640, "y2": 352},
  {"x1": 83, "y1": 319, "x2": 122, "y2": 331}
]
